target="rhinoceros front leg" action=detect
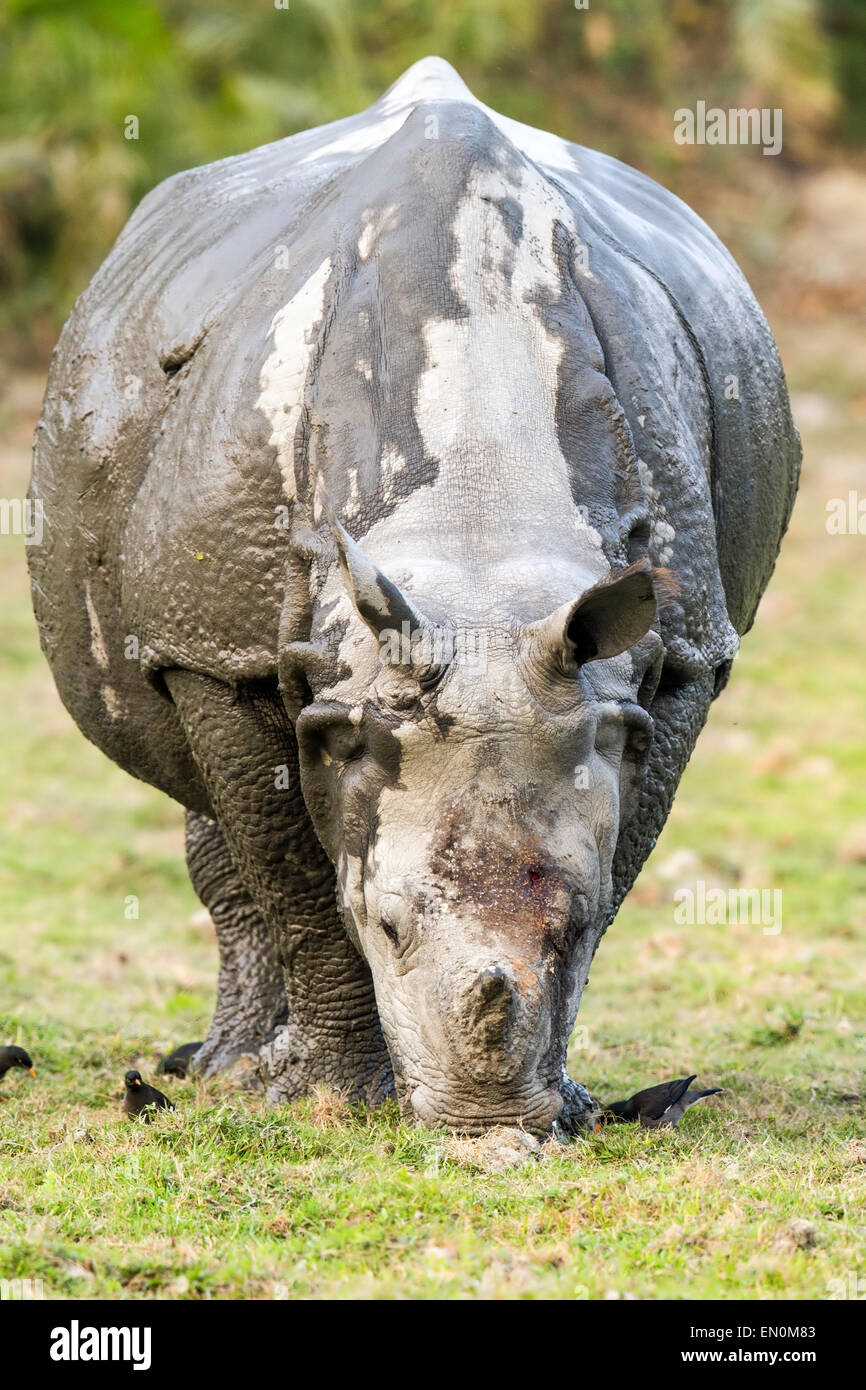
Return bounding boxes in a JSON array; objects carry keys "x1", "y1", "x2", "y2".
[
  {"x1": 184, "y1": 809, "x2": 288, "y2": 1075},
  {"x1": 165, "y1": 669, "x2": 394, "y2": 1107}
]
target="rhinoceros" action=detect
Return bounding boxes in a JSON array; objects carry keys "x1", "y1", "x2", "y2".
[{"x1": 29, "y1": 58, "x2": 800, "y2": 1134}]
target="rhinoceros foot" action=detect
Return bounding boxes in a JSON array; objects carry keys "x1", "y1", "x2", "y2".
[
  {"x1": 191, "y1": 1029, "x2": 280, "y2": 1080},
  {"x1": 258, "y1": 1021, "x2": 396, "y2": 1109}
]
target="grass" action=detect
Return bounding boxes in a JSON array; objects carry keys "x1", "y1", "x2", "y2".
[{"x1": 1, "y1": 288, "x2": 865, "y2": 1299}]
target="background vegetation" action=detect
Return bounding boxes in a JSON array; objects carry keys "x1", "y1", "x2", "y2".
[
  {"x1": 1, "y1": 0, "x2": 864, "y2": 1299},
  {"x1": 1, "y1": 0, "x2": 865, "y2": 357}
]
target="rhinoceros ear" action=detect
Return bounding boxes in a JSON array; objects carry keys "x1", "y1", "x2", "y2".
[
  {"x1": 314, "y1": 477, "x2": 430, "y2": 639},
  {"x1": 529, "y1": 561, "x2": 674, "y2": 669}
]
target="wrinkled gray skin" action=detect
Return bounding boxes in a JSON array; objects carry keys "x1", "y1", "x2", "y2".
[{"x1": 29, "y1": 59, "x2": 800, "y2": 1135}]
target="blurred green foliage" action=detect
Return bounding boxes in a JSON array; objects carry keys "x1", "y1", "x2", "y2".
[{"x1": 0, "y1": 0, "x2": 861, "y2": 357}]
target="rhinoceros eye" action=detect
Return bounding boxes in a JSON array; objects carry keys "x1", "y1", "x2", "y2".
[
  {"x1": 593, "y1": 709, "x2": 626, "y2": 760},
  {"x1": 380, "y1": 910, "x2": 400, "y2": 948},
  {"x1": 377, "y1": 894, "x2": 416, "y2": 957}
]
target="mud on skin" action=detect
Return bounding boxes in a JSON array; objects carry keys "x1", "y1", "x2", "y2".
[{"x1": 28, "y1": 58, "x2": 800, "y2": 1136}]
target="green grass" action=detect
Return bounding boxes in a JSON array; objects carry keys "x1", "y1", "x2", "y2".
[{"x1": 1, "y1": 330, "x2": 865, "y2": 1298}]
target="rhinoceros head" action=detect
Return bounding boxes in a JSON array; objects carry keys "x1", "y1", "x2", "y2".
[{"x1": 290, "y1": 508, "x2": 668, "y2": 1133}]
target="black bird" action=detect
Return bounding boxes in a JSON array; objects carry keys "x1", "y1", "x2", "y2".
[
  {"x1": 123, "y1": 1070, "x2": 174, "y2": 1121},
  {"x1": 602, "y1": 1075, "x2": 722, "y2": 1129},
  {"x1": 156, "y1": 1042, "x2": 203, "y2": 1078},
  {"x1": 0, "y1": 1045, "x2": 36, "y2": 1099}
]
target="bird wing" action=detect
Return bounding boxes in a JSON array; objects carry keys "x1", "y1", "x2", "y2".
[
  {"x1": 635, "y1": 1075, "x2": 696, "y2": 1118},
  {"x1": 662, "y1": 1076, "x2": 697, "y2": 1112}
]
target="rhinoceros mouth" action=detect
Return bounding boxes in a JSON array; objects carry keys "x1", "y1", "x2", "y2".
[{"x1": 407, "y1": 1079, "x2": 564, "y2": 1136}]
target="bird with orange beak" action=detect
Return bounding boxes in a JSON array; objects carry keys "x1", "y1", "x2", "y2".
[{"x1": 0, "y1": 1045, "x2": 36, "y2": 1099}]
